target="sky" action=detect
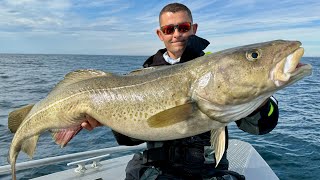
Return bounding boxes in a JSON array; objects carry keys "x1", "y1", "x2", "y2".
[{"x1": 0, "y1": 0, "x2": 319, "y2": 56}]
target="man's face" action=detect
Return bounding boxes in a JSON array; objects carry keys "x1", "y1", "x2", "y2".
[{"x1": 157, "y1": 11, "x2": 197, "y2": 59}]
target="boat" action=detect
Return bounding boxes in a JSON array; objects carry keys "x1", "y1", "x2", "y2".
[{"x1": 0, "y1": 139, "x2": 278, "y2": 180}]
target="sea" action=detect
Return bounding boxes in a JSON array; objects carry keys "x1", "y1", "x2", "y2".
[{"x1": 0, "y1": 54, "x2": 319, "y2": 180}]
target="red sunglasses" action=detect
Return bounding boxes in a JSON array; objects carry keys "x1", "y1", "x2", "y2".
[{"x1": 160, "y1": 22, "x2": 192, "y2": 35}]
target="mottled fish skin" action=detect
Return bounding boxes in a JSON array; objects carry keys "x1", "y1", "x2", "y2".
[{"x1": 7, "y1": 40, "x2": 312, "y2": 180}]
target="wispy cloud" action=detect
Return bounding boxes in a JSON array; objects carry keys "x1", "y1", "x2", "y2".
[
  {"x1": 0, "y1": 0, "x2": 319, "y2": 56},
  {"x1": 0, "y1": 0, "x2": 69, "y2": 31}
]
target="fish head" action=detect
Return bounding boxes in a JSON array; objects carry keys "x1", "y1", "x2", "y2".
[{"x1": 194, "y1": 40, "x2": 312, "y2": 120}]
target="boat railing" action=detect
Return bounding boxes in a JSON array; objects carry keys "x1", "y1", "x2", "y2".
[{"x1": 0, "y1": 143, "x2": 146, "y2": 175}]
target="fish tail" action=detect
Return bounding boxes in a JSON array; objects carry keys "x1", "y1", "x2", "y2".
[
  {"x1": 11, "y1": 160, "x2": 16, "y2": 180},
  {"x1": 8, "y1": 146, "x2": 18, "y2": 180}
]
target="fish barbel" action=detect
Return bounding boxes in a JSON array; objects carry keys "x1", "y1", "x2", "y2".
[{"x1": 7, "y1": 40, "x2": 312, "y2": 179}]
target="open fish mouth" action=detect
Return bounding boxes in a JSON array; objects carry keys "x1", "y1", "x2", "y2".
[{"x1": 271, "y1": 46, "x2": 312, "y2": 87}]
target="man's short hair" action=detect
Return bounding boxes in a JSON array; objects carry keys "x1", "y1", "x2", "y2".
[{"x1": 159, "y1": 3, "x2": 193, "y2": 24}]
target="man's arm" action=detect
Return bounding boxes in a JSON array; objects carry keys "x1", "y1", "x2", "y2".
[
  {"x1": 112, "y1": 130, "x2": 145, "y2": 146},
  {"x1": 235, "y1": 97, "x2": 279, "y2": 135}
]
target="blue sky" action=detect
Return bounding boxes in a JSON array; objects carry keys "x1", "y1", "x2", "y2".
[{"x1": 0, "y1": 0, "x2": 319, "y2": 56}]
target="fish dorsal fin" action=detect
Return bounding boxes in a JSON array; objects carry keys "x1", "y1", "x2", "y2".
[
  {"x1": 128, "y1": 66, "x2": 171, "y2": 76},
  {"x1": 210, "y1": 127, "x2": 226, "y2": 167},
  {"x1": 21, "y1": 134, "x2": 40, "y2": 159},
  {"x1": 8, "y1": 104, "x2": 34, "y2": 133},
  {"x1": 128, "y1": 67, "x2": 157, "y2": 76},
  {"x1": 53, "y1": 69, "x2": 113, "y2": 90},
  {"x1": 147, "y1": 103, "x2": 194, "y2": 128}
]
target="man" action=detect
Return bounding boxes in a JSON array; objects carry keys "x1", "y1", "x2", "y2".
[{"x1": 82, "y1": 3, "x2": 279, "y2": 180}]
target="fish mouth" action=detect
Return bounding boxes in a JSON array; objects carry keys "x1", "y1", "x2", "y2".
[{"x1": 271, "y1": 46, "x2": 312, "y2": 87}]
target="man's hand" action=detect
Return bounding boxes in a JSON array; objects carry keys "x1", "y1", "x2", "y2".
[{"x1": 81, "y1": 115, "x2": 102, "y2": 131}]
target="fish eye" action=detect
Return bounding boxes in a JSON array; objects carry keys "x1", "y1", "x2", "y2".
[{"x1": 246, "y1": 49, "x2": 261, "y2": 61}]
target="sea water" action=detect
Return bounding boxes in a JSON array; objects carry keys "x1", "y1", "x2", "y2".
[{"x1": 0, "y1": 54, "x2": 319, "y2": 180}]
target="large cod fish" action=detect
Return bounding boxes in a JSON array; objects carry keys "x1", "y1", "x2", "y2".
[{"x1": 7, "y1": 40, "x2": 312, "y2": 180}]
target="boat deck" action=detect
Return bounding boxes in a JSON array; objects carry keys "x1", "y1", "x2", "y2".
[{"x1": 30, "y1": 139, "x2": 278, "y2": 180}]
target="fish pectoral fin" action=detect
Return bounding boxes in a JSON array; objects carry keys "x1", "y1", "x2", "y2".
[
  {"x1": 21, "y1": 134, "x2": 40, "y2": 159},
  {"x1": 50, "y1": 125, "x2": 83, "y2": 148},
  {"x1": 8, "y1": 104, "x2": 34, "y2": 133},
  {"x1": 147, "y1": 103, "x2": 194, "y2": 128},
  {"x1": 210, "y1": 127, "x2": 226, "y2": 167}
]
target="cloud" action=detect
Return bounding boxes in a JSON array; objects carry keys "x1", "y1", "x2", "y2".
[
  {"x1": 0, "y1": 0, "x2": 70, "y2": 31},
  {"x1": 0, "y1": 0, "x2": 319, "y2": 56}
]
